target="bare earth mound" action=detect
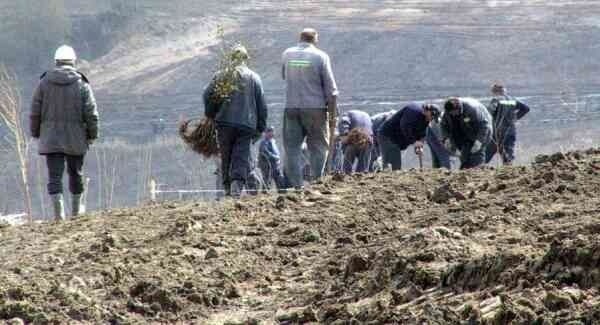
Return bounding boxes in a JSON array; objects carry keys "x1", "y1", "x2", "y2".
[{"x1": 1, "y1": 149, "x2": 600, "y2": 324}]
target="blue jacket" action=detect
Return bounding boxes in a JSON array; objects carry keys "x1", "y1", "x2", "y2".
[
  {"x1": 204, "y1": 65, "x2": 267, "y2": 133},
  {"x1": 379, "y1": 103, "x2": 428, "y2": 150},
  {"x1": 441, "y1": 97, "x2": 492, "y2": 150},
  {"x1": 338, "y1": 110, "x2": 373, "y2": 137},
  {"x1": 371, "y1": 110, "x2": 396, "y2": 137},
  {"x1": 258, "y1": 138, "x2": 281, "y2": 163}
]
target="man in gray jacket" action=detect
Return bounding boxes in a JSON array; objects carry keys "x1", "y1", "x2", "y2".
[
  {"x1": 282, "y1": 28, "x2": 338, "y2": 188},
  {"x1": 204, "y1": 45, "x2": 268, "y2": 197},
  {"x1": 30, "y1": 45, "x2": 99, "y2": 220}
]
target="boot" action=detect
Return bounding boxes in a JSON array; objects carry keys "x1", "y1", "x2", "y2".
[
  {"x1": 72, "y1": 194, "x2": 85, "y2": 217},
  {"x1": 50, "y1": 194, "x2": 65, "y2": 221},
  {"x1": 230, "y1": 180, "x2": 244, "y2": 198}
]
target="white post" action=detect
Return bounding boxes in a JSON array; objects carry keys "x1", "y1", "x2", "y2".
[
  {"x1": 82, "y1": 177, "x2": 90, "y2": 213},
  {"x1": 150, "y1": 178, "x2": 157, "y2": 201}
]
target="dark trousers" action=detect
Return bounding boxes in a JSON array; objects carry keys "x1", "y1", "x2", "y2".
[
  {"x1": 343, "y1": 144, "x2": 371, "y2": 174},
  {"x1": 217, "y1": 125, "x2": 253, "y2": 189},
  {"x1": 258, "y1": 159, "x2": 285, "y2": 190},
  {"x1": 368, "y1": 142, "x2": 380, "y2": 172},
  {"x1": 378, "y1": 134, "x2": 402, "y2": 171},
  {"x1": 46, "y1": 153, "x2": 85, "y2": 195},
  {"x1": 485, "y1": 130, "x2": 517, "y2": 164},
  {"x1": 459, "y1": 144, "x2": 487, "y2": 169},
  {"x1": 426, "y1": 131, "x2": 451, "y2": 169}
]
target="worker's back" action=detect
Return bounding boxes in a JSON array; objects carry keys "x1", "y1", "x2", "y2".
[{"x1": 282, "y1": 42, "x2": 336, "y2": 109}]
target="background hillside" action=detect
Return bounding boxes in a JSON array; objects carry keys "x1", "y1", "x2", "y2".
[{"x1": 1, "y1": 0, "x2": 600, "y2": 217}]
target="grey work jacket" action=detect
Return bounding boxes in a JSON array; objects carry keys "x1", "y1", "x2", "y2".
[{"x1": 30, "y1": 66, "x2": 99, "y2": 156}]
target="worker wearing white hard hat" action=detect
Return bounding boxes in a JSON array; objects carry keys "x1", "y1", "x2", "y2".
[{"x1": 30, "y1": 45, "x2": 99, "y2": 221}]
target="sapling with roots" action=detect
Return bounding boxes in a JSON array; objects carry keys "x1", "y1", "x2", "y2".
[{"x1": 179, "y1": 26, "x2": 250, "y2": 158}]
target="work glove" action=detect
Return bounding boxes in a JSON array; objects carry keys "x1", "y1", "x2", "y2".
[
  {"x1": 414, "y1": 140, "x2": 424, "y2": 155},
  {"x1": 471, "y1": 140, "x2": 482, "y2": 153}
]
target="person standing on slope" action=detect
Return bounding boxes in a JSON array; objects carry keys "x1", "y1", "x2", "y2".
[
  {"x1": 485, "y1": 83, "x2": 530, "y2": 165},
  {"x1": 282, "y1": 28, "x2": 338, "y2": 188},
  {"x1": 378, "y1": 103, "x2": 440, "y2": 170},
  {"x1": 30, "y1": 45, "x2": 99, "y2": 220},
  {"x1": 204, "y1": 45, "x2": 268, "y2": 198},
  {"x1": 441, "y1": 97, "x2": 493, "y2": 169}
]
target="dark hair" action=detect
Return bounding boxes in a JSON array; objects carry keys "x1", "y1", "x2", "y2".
[
  {"x1": 424, "y1": 104, "x2": 441, "y2": 118},
  {"x1": 491, "y1": 83, "x2": 505, "y2": 94},
  {"x1": 444, "y1": 100, "x2": 456, "y2": 111},
  {"x1": 300, "y1": 29, "x2": 318, "y2": 43}
]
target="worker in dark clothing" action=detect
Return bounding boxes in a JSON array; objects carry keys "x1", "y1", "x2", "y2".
[
  {"x1": 258, "y1": 126, "x2": 285, "y2": 191},
  {"x1": 369, "y1": 110, "x2": 396, "y2": 171},
  {"x1": 426, "y1": 112, "x2": 453, "y2": 169},
  {"x1": 378, "y1": 103, "x2": 440, "y2": 170},
  {"x1": 441, "y1": 97, "x2": 493, "y2": 169},
  {"x1": 485, "y1": 84, "x2": 530, "y2": 165},
  {"x1": 338, "y1": 110, "x2": 373, "y2": 174},
  {"x1": 204, "y1": 45, "x2": 268, "y2": 197},
  {"x1": 30, "y1": 45, "x2": 99, "y2": 220}
]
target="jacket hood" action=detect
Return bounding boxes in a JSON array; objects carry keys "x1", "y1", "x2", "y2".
[{"x1": 46, "y1": 66, "x2": 81, "y2": 85}]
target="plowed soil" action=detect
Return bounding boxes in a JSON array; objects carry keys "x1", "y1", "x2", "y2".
[{"x1": 1, "y1": 149, "x2": 600, "y2": 324}]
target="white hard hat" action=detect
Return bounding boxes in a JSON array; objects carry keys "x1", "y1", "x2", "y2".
[{"x1": 54, "y1": 45, "x2": 77, "y2": 61}]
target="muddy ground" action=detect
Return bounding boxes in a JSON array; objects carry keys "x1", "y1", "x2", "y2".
[{"x1": 1, "y1": 149, "x2": 600, "y2": 324}]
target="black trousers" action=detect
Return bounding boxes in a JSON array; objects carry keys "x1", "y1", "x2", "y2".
[
  {"x1": 217, "y1": 125, "x2": 254, "y2": 188},
  {"x1": 46, "y1": 153, "x2": 85, "y2": 195}
]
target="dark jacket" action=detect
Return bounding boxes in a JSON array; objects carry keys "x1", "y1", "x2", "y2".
[
  {"x1": 258, "y1": 138, "x2": 281, "y2": 164},
  {"x1": 204, "y1": 65, "x2": 267, "y2": 133},
  {"x1": 441, "y1": 97, "x2": 493, "y2": 150},
  {"x1": 379, "y1": 103, "x2": 428, "y2": 150},
  {"x1": 488, "y1": 95, "x2": 530, "y2": 136},
  {"x1": 30, "y1": 65, "x2": 98, "y2": 156},
  {"x1": 338, "y1": 110, "x2": 373, "y2": 137},
  {"x1": 371, "y1": 110, "x2": 396, "y2": 137}
]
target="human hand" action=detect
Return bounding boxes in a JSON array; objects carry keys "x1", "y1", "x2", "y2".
[{"x1": 471, "y1": 140, "x2": 482, "y2": 153}]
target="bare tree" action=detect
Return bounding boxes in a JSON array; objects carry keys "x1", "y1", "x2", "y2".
[{"x1": 0, "y1": 65, "x2": 32, "y2": 221}]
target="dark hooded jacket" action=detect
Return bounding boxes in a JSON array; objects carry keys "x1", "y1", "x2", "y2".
[
  {"x1": 371, "y1": 110, "x2": 396, "y2": 137},
  {"x1": 379, "y1": 103, "x2": 428, "y2": 150},
  {"x1": 30, "y1": 65, "x2": 99, "y2": 156}
]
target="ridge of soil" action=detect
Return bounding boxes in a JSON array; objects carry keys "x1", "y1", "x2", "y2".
[{"x1": 1, "y1": 149, "x2": 600, "y2": 324}]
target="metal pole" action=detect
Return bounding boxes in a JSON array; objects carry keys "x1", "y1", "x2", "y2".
[{"x1": 150, "y1": 179, "x2": 156, "y2": 201}]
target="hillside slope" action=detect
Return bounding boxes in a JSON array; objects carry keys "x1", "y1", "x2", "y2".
[{"x1": 1, "y1": 148, "x2": 599, "y2": 324}]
